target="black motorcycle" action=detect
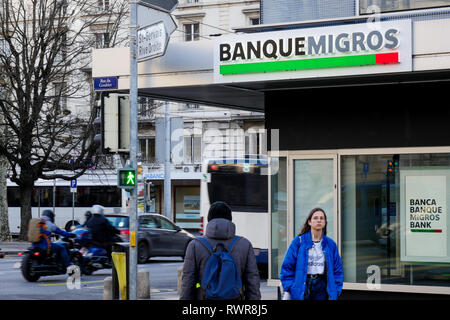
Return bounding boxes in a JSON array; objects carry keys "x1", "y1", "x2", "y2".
[{"x1": 20, "y1": 236, "x2": 83, "y2": 282}]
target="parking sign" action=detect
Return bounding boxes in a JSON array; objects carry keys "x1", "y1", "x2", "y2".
[{"x1": 70, "y1": 179, "x2": 77, "y2": 193}]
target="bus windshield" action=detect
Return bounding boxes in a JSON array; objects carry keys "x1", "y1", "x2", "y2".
[{"x1": 207, "y1": 161, "x2": 268, "y2": 212}]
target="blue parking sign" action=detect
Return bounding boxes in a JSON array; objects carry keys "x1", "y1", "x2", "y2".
[{"x1": 70, "y1": 179, "x2": 77, "y2": 193}]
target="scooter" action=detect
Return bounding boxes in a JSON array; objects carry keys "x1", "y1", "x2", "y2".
[
  {"x1": 72, "y1": 227, "x2": 122, "y2": 275},
  {"x1": 20, "y1": 236, "x2": 83, "y2": 282}
]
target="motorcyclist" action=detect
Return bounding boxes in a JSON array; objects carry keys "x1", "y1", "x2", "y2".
[
  {"x1": 31, "y1": 209, "x2": 77, "y2": 273},
  {"x1": 81, "y1": 210, "x2": 92, "y2": 227},
  {"x1": 85, "y1": 204, "x2": 120, "y2": 260}
]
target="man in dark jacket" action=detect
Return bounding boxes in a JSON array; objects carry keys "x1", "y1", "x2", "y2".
[
  {"x1": 180, "y1": 201, "x2": 261, "y2": 300},
  {"x1": 85, "y1": 205, "x2": 120, "y2": 259}
]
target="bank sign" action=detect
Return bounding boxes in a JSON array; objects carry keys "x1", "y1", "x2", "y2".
[
  {"x1": 214, "y1": 20, "x2": 412, "y2": 83},
  {"x1": 400, "y1": 171, "x2": 449, "y2": 263}
]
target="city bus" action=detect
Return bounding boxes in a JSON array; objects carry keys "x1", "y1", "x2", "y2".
[
  {"x1": 7, "y1": 173, "x2": 124, "y2": 235},
  {"x1": 200, "y1": 156, "x2": 269, "y2": 277}
]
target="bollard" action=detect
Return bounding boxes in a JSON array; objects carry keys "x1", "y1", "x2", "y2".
[
  {"x1": 103, "y1": 276, "x2": 113, "y2": 300},
  {"x1": 111, "y1": 242, "x2": 130, "y2": 300},
  {"x1": 112, "y1": 252, "x2": 127, "y2": 300},
  {"x1": 138, "y1": 270, "x2": 150, "y2": 299},
  {"x1": 177, "y1": 266, "x2": 183, "y2": 294}
]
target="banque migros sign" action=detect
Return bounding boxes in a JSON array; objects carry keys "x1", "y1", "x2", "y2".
[{"x1": 214, "y1": 20, "x2": 412, "y2": 83}]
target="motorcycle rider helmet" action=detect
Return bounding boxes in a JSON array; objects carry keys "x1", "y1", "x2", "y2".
[
  {"x1": 92, "y1": 204, "x2": 105, "y2": 216},
  {"x1": 42, "y1": 209, "x2": 55, "y2": 223},
  {"x1": 84, "y1": 210, "x2": 92, "y2": 219}
]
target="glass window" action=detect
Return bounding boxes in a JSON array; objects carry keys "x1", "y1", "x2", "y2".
[
  {"x1": 7, "y1": 187, "x2": 22, "y2": 207},
  {"x1": 270, "y1": 157, "x2": 287, "y2": 280},
  {"x1": 294, "y1": 159, "x2": 335, "y2": 240},
  {"x1": 184, "y1": 23, "x2": 199, "y2": 42},
  {"x1": 208, "y1": 165, "x2": 268, "y2": 212},
  {"x1": 75, "y1": 186, "x2": 121, "y2": 207},
  {"x1": 157, "y1": 216, "x2": 176, "y2": 230},
  {"x1": 360, "y1": 0, "x2": 450, "y2": 14},
  {"x1": 341, "y1": 152, "x2": 450, "y2": 288},
  {"x1": 139, "y1": 216, "x2": 158, "y2": 228},
  {"x1": 250, "y1": 17, "x2": 260, "y2": 25},
  {"x1": 8, "y1": 185, "x2": 121, "y2": 208},
  {"x1": 106, "y1": 216, "x2": 129, "y2": 228},
  {"x1": 184, "y1": 135, "x2": 202, "y2": 164}
]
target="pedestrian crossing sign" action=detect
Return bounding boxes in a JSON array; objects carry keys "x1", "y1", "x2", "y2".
[{"x1": 118, "y1": 168, "x2": 137, "y2": 189}]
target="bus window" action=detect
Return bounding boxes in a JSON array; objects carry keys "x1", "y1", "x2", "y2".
[{"x1": 207, "y1": 167, "x2": 268, "y2": 213}]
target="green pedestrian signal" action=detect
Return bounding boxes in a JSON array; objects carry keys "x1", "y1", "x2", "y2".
[{"x1": 118, "y1": 168, "x2": 137, "y2": 188}]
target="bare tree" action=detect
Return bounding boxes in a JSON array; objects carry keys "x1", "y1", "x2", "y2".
[{"x1": 0, "y1": 0, "x2": 128, "y2": 240}]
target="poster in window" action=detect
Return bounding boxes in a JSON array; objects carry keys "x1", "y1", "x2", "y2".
[
  {"x1": 401, "y1": 173, "x2": 447, "y2": 262},
  {"x1": 184, "y1": 195, "x2": 200, "y2": 214}
]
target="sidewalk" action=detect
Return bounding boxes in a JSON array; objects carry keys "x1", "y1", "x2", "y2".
[
  {"x1": 0, "y1": 240, "x2": 29, "y2": 257},
  {"x1": 0, "y1": 241, "x2": 280, "y2": 300}
]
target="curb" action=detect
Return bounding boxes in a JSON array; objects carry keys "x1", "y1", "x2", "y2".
[{"x1": 0, "y1": 250, "x2": 23, "y2": 257}]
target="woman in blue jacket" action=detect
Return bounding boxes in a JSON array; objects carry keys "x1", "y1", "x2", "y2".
[{"x1": 280, "y1": 208, "x2": 343, "y2": 300}]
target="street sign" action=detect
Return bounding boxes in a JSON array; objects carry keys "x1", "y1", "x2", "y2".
[
  {"x1": 137, "y1": 21, "x2": 167, "y2": 62},
  {"x1": 118, "y1": 168, "x2": 137, "y2": 189},
  {"x1": 93, "y1": 76, "x2": 118, "y2": 91},
  {"x1": 139, "y1": 0, "x2": 178, "y2": 13},
  {"x1": 138, "y1": 5, "x2": 177, "y2": 36},
  {"x1": 70, "y1": 179, "x2": 77, "y2": 193}
]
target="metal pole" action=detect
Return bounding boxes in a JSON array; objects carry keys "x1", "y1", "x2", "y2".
[
  {"x1": 164, "y1": 101, "x2": 172, "y2": 221},
  {"x1": 38, "y1": 189, "x2": 41, "y2": 218},
  {"x1": 53, "y1": 179, "x2": 56, "y2": 213},
  {"x1": 72, "y1": 192, "x2": 75, "y2": 227},
  {"x1": 129, "y1": 0, "x2": 138, "y2": 300}
]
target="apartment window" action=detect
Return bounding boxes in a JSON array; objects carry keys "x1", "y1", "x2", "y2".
[
  {"x1": 139, "y1": 97, "x2": 156, "y2": 118},
  {"x1": 184, "y1": 23, "x2": 199, "y2": 42},
  {"x1": 54, "y1": 82, "x2": 67, "y2": 111},
  {"x1": 360, "y1": 0, "x2": 450, "y2": 14},
  {"x1": 184, "y1": 135, "x2": 201, "y2": 164},
  {"x1": 99, "y1": 0, "x2": 109, "y2": 10},
  {"x1": 186, "y1": 0, "x2": 199, "y2": 3},
  {"x1": 179, "y1": 103, "x2": 200, "y2": 111},
  {"x1": 95, "y1": 32, "x2": 110, "y2": 49},
  {"x1": 139, "y1": 138, "x2": 156, "y2": 163},
  {"x1": 245, "y1": 129, "x2": 267, "y2": 156},
  {"x1": 250, "y1": 17, "x2": 260, "y2": 25}
]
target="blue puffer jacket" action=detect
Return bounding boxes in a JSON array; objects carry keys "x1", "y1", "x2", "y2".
[{"x1": 280, "y1": 231, "x2": 343, "y2": 300}]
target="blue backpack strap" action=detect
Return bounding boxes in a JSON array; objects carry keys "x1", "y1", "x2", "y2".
[
  {"x1": 227, "y1": 236, "x2": 241, "y2": 252},
  {"x1": 196, "y1": 236, "x2": 214, "y2": 253}
]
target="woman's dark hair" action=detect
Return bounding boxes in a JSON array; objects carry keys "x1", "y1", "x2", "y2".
[{"x1": 298, "y1": 207, "x2": 327, "y2": 236}]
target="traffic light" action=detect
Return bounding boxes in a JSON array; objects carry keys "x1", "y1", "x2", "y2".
[
  {"x1": 387, "y1": 160, "x2": 394, "y2": 174},
  {"x1": 118, "y1": 168, "x2": 137, "y2": 188},
  {"x1": 387, "y1": 155, "x2": 399, "y2": 176},
  {"x1": 93, "y1": 116, "x2": 102, "y2": 154},
  {"x1": 393, "y1": 154, "x2": 399, "y2": 173},
  {"x1": 95, "y1": 93, "x2": 130, "y2": 154},
  {"x1": 149, "y1": 184, "x2": 155, "y2": 200}
]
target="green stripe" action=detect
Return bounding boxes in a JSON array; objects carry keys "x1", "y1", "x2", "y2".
[
  {"x1": 220, "y1": 54, "x2": 376, "y2": 75},
  {"x1": 410, "y1": 229, "x2": 441, "y2": 233}
]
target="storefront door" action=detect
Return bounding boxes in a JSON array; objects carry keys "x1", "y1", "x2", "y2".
[
  {"x1": 289, "y1": 154, "x2": 338, "y2": 243},
  {"x1": 269, "y1": 153, "x2": 338, "y2": 283}
]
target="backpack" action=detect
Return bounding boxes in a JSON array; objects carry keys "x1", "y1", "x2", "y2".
[
  {"x1": 27, "y1": 218, "x2": 46, "y2": 243},
  {"x1": 196, "y1": 236, "x2": 243, "y2": 300}
]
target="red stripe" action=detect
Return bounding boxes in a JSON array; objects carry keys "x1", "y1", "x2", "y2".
[
  {"x1": 376, "y1": 52, "x2": 399, "y2": 64},
  {"x1": 434, "y1": 229, "x2": 443, "y2": 233}
]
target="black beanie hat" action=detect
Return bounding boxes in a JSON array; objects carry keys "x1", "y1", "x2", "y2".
[{"x1": 207, "y1": 201, "x2": 232, "y2": 222}]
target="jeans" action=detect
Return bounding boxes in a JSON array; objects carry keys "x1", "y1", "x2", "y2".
[
  {"x1": 51, "y1": 243, "x2": 71, "y2": 268},
  {"x1": 304, "y1": 276, "x2": 328, "y2": 300}
]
